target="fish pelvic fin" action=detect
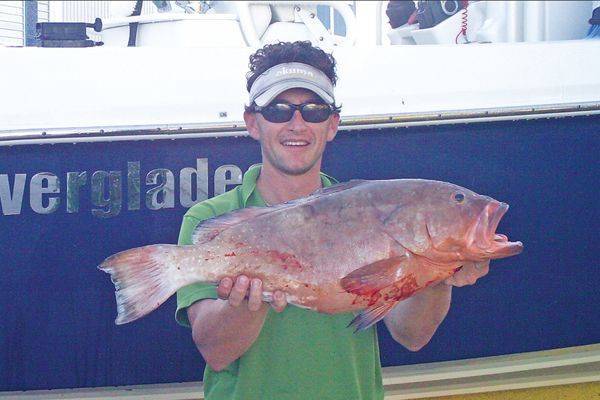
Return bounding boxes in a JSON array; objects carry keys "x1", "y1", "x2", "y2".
[
  {"x1": 348, "y1": 301, "x2": 398, "y2": 332},
  {"x1": 98, "y1": 244, "x2": 183, "y2": 325},
  {"x1": 340, "y1": 256, "x2": 408, "y2": 296}
]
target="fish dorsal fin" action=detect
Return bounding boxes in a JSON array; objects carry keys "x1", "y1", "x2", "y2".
[
  {"x1": 312, "y1": 179, "x2": 367, "y2": 196},
  {"x1": 340, "y1": 256, "x2": 408, "y2": 295},
  {"x1": 191, "y1": 206, "x2": 278, "y2": 245},
  {"x1": 278, "y1": 179, "x2": 369, "y2": 208},
  {"x1": 192, "y1": 180, "x2": 369, "y2": 245}
]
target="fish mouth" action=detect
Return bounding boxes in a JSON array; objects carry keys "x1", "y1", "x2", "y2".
[{"x1": 471, "y1": 201, "x2": 523, "y2": 259}]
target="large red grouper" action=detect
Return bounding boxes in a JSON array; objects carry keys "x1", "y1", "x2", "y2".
[{"x1": 99, "y1": 179, "x2": 523, "y2": 331}]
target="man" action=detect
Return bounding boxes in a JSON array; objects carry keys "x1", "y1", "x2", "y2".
[{"x1": 176, "y1": 41, "x2": 489, "y2": 400}]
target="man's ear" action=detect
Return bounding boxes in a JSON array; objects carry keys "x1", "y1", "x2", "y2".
[
  {"x1": 244, "y1": 111, "x2": 260, "y2": 141},
  {"x1": 326, "y1": 112, "x2": 340, "y2": 142}
]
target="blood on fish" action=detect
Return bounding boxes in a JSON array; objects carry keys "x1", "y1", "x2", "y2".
[
  {"x1": 381, "y1": 275, "x2": 420, "y2": 301},
  {"x1": 368, "y1": 291, "x2": 382, "y2": 306},
  {"x1": 243, "y1": 249, "x2": 304, "y2": 270},
  {"x1": 267, "y1": 250, "x2": 303, "y2": 270}
]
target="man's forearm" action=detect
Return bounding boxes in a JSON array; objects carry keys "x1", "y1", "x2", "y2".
[
  {"x1": 384, "y1": 282, "x2": 452, "y2": 351},
  {"x1": 188, "y1": 298, "x2": 269, "y2": 371}
]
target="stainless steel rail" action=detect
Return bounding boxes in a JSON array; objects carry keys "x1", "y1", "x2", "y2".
[{"x1": 1, "y1": 102, "x2": 599, "y2": 146}]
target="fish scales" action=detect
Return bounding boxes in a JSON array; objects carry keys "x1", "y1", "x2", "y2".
[
  {"x1": 99, "y1": 179, "x2": 523, "y2": 329},
  {"x1": 196, "y1": 182, "x2": 398, "y2": 311}
]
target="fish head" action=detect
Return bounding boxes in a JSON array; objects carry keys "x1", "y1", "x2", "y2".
[{"x1": 384, "y1": 180, "x2": 523, "y2": 263}]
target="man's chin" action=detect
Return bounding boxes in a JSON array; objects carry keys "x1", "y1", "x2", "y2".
[
  {"x1": 263, "y1": 150, "x2": 322, "y2": 176},
  {"x1": 276, "y1": 160, "x2": 320, "y2": 176},
  {"x1": 279, "y1": 165, "x2": 315, "y2": 176}
]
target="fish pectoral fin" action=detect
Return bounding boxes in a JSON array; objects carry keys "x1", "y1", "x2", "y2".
[
  {"x1": 348, "y1": 301, "x2": 398, "y2": 332},
  {"x1": 340, "y1": 256, "x2": 408, "y2": 296}
]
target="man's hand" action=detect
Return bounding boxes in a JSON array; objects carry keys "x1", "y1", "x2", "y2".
[
  {"x1": 217, "y1": 275, "x2": 288, "y2": 312},
  {"x1": 384, "y1": 260, "x2": 491, "y2": 351},
  {"x1": 444, "y1": 260, "x2": 490, "y2": 287},
  {"x1": 187, "y1": 275, "x2": 287, "y2": 371}
]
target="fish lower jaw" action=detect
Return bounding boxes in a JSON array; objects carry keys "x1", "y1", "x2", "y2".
[{"x1": 466, "y1": 239, "x2": 524, "y2": 260}]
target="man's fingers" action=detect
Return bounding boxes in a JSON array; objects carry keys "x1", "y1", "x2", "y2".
[
  {"x1": 217, "y1": 277, "x2": 233, "y2": 299},
  {"x1": 228, "y1": 275, "x2": 250, "y2": 307},
  {"x1": 220, "y1": 275, "x2": 287, "y2": 312},
  {"x1": 247, "y1": 278, "x2": 263, "y2": 312},
  {"x1": 271, "y1": 291, "x2": 287, "y2": 313},
  {"x1": 474, "y1": 260, "x2": 490, "y2": 275},
  {"x1": 444, "y1": 275, "x2": 459, "y2": 286},
  {"x1": 445, "y1": 261, "x2": 491, "y2": 287}
]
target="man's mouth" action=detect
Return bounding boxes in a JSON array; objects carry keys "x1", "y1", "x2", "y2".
[{"x1": 281, "y1": 140, "x2": 310, "y2": 147}]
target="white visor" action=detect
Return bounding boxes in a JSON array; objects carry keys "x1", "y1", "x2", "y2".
[{"x1": 249, "y1": 62, "x2": 335, "y2": 107}]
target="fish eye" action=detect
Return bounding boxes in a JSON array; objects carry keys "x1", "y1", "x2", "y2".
[{"x1": 454, "y1": 193, "x2": 465, "y2": 203}]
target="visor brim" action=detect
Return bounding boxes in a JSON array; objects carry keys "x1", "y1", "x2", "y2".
[{"x1": 253, "y1": 80, "x2": 335, "y2": 107}]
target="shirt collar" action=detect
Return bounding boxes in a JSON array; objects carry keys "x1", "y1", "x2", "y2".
[{"x1": 240, "y1": 164, "x2": 337, "y2": 207}]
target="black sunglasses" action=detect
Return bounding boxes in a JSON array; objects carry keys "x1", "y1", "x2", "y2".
[{"x1": 253, "y1": 102, "x2": 336, "y2": 123}]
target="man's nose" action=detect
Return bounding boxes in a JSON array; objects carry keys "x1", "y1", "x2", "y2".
[{"x1": 288, "y1": 109, "x2": 307, "y2": 129}]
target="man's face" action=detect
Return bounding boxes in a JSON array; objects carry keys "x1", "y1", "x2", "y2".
[{"x1": 244, "y1": 88, "x2": 340, "y2": 176}]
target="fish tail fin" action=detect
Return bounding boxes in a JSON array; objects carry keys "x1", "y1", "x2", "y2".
[{"x1": 98, "y1": 244, "x2": 184, "y2": 325}]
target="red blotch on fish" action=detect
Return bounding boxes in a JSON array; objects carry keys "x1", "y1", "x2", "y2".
[
  {"x1": 368, "y1": 291, "x2": 382, "y2": 306},
  {"x1": 266, "y1": 250, "x2": 303, "y2": 270},
  {"x1": 382, "y1": 275, "x2": 419, "y2": 302},
  {"x1": 244, "y1": 249, "x2": 303, "y2": 270}
]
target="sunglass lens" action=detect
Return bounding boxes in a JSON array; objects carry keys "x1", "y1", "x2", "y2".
[
  {"x1": 262, "y1": 104, "x2": 293, "y2": 123},
  {"x1": 301, "y1": 104, "x2": 332, "y2": 123}
]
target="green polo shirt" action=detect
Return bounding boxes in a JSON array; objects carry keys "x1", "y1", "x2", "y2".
[{"x1": 176, "y1": 164, "x2": 384, "y2": 400}]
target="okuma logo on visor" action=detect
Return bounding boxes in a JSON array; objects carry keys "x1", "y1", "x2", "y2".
[{"x1": 275, "y1": 66, "x2": 315, "y2": 78}]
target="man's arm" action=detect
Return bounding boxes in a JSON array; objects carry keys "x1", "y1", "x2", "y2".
[
  {"x1": 384, "y1": 260, "x2": 490, "y2": 351},
  {"x1": 187, "y1": 275, "x2": 287, "y2": 371},
  {"x1": 178, "y1": 210, "x2": 287, "y2": 371}
]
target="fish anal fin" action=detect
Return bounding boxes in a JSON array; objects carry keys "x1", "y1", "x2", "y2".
[
  {"x1": 340, "y1": 256, "x2": 408, "y2": 296},
  {"x1": 348, "y1": 301, "x2": 398, "y2": 332}
]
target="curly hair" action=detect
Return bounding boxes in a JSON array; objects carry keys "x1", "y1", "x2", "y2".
[{"x1": 246, "y1": 41, "x2": 338, "y2": 92}]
